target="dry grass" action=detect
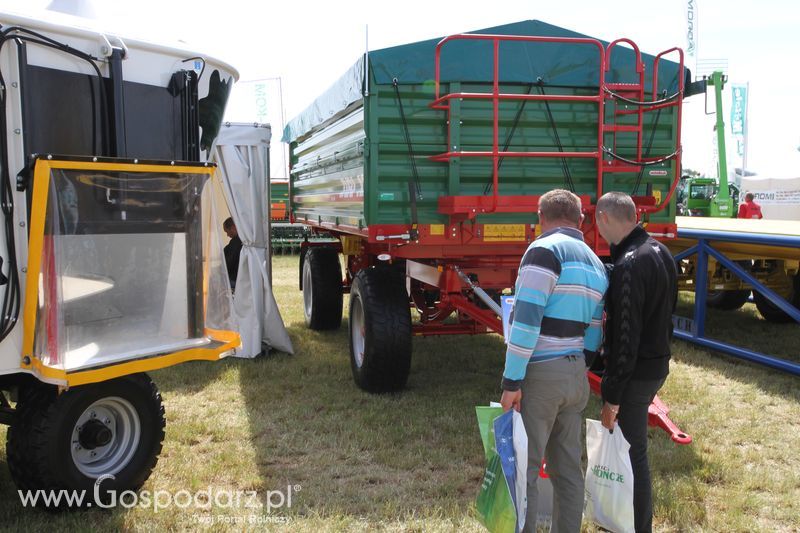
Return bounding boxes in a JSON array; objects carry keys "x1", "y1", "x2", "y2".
[{"x1": 0, "y1": 256, "x2": 798, "y2": 532}]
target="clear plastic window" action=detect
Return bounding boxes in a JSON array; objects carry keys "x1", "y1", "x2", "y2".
[{"x1": 33, "y1": 165, "x2": 235, "y2": 371}]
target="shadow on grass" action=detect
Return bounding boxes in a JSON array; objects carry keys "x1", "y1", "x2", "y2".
[
  {"x1": 649, "y1": 426, "x2": 709, "y2": 526},
  {"x1": 673, "y1": 296, "x2": 800, "y2": 403},
  {"x1": 236, "y1": 308, "x2": 506, "y2": 521},
  {"x1": 155, "y1": 356, "x2": 231, "y2": 395}
]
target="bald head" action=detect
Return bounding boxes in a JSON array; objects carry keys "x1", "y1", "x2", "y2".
[
  {"x1": 597, "y1": 192, "x2": 637, "y2": 223},
  {"x1": 596, "y1": 192, "x2": 639, "y2": 245}
]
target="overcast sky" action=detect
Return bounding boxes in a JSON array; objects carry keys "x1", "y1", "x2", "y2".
[{"x1": 4, "y1": 0, "x2": 800, "y2": 177}]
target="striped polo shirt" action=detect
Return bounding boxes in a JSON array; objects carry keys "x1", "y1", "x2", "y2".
[{"x1": 502, "y1": 226, "x2": 608, "y2": 391}]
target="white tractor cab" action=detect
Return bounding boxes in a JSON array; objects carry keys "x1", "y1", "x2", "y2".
[{"x1": 0, "y1": 11, "x2": 240, "y2": 504}]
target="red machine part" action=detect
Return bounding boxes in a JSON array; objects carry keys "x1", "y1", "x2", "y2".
[
  {"x1": 588, "y1": 372, "x2": 692, "y2": 445},
  {"x1": 430, "y1": 33, "x2": 684, "y2": 229},
  {"x1": 402, "y1": 259, "x2": 691, "y2": 445}
]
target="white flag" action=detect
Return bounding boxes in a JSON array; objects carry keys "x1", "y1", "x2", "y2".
[{"x1": 687, "y1": 0, "x2": 697, "y2": 58}]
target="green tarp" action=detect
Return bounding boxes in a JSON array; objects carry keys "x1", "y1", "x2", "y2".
[{"x1": 282, "y1": 19, "x2": 691, "y2": 143}]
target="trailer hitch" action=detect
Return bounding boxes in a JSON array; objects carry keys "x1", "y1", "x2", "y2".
[{"x1": 587, "y1": 371, "x2": 692, "y2": 445}]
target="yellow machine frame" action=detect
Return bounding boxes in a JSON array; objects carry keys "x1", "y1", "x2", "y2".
[{"x1": 20, "y1": 158, "x2": 240, "y2": 387}]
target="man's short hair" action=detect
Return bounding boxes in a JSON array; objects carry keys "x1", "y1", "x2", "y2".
[
  {"x1": 745, "y1": 192, "x2": 754, "y2": 202},
  {"x1": 597, "y1": 192, "x2": 637, "y2": 222},
  {"x1": 539, "y1": 189, "x2": 582, "y2": 225},
  {"x1": 223, "y1": 217, "x2": 235, "y2": 230}
]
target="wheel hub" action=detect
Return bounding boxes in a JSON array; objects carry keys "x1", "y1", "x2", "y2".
[
  {"x1": 70, "y1": 397, "x2": 141, "y2": 478},
  {"x1": 78, "y1": 419, "x2": 113, "y2": 450}
]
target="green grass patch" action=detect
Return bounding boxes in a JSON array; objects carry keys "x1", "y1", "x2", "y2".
[{"x1": 0, "y1": 255, "x2": 798, "y2": 531}]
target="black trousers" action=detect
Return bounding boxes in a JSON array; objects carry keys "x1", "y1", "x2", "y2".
[{"x1": 616, "y1": 378, "x2": 666, "y2": 533}]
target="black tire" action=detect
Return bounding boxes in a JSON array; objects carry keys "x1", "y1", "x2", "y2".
[
  {"x1": 349, "y1": 267, "x2": 412, "y2": 392},
  {"x1": 753, "y1": 276, "x2": 800, "y2": 323},
  {"x1": 706, "y1": 290, "x2": 751, "y2": 310},
  {"x1": 707, "y1": 261, "x2": 753, "y2": 310},
  {"x1": 6, "y1": 373, "x2": 165, "y2": 509},
  {"x1": 302, "y1": 247, "x2": 343, "y2": 330}
]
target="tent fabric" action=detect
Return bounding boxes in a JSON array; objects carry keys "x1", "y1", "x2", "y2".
[
  {"x1": 283, "y1": 19, "x2": 691, "y2": 143},
  {"x1": 213, "y1": 123, "x2": 294, "y2": 357},
  {"x1": 739, "y1": 176, "x2": 800, "y2": 220}
]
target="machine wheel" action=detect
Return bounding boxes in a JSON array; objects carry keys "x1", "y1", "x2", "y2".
[
  {"x1": 706, "y1": 290, "x2": 751, "y2": 310},
  {"x1": 302, "y1": 247, "x2": 343, "y2": 330},
  {"x1": 349, "y1": 267, "x2": 412, "y2": 392},
  {"x1": 6, "y1": 373, "x2": 165, "y2": 508},
  {"x1": 753, "y1": 274, "x2": 800, "y2": 323},
  {"x1": 707, "y1": 260, "x2": 752, "y2": 310}
]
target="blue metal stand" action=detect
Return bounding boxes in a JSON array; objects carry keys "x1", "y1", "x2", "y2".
[{"x1": 673, "y1": 229, "x2": 800, "y2": 376}]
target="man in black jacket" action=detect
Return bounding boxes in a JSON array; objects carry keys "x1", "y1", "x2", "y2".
[
  {"x1": 223, "y1": 217, "x2": 242, "y2": 289},
  {"x1": 595, "y1": 192, "x2": 678, "y2": 533}
]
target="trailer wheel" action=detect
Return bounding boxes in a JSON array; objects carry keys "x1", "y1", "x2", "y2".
[
  {"x1": 349, "y1": 267, "x2": 412, "y2": 392},
  {"x1": 707, "y1": 260, "x2": 752, "y2": 310},
  {"x1": 753, "y1": 275, "x2": 800, "y2": 323},
  {"x1": 707, "y1": 290, "x2": 751, "y2": 310},
  {"x1": 6, "y1": 373, "x2": 165, "y2": 508},
  {"x1": 302, "y1": 247, "x2": 343, "y2": 330}
]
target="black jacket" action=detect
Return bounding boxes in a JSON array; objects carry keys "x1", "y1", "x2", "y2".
[
  {"x1": 601, "y1": 225, "x2": 678, "y2": 405},
  {"x1": 224, "y1": 235, "x2": 242, "y2": 287}
]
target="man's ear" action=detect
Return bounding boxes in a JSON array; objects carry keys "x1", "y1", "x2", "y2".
[{"x1": 578, "y1": 213, "x2": 585, "y2": 226}]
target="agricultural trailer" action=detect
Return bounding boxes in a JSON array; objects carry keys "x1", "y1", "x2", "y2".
[
  {"x1": 0, "y1": 11, "x2": 240, "y2": 502},
  {"x1": 284, "y1": 21, "x2": 693, "y2": 443}
]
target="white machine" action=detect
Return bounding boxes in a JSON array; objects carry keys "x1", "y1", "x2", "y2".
[{"x1": 0, "y1": 10, "x2": 240, "y2": 504}]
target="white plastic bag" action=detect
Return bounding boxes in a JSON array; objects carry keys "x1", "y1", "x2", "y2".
[{"x1": 584, "y1": 419, "x2": 635, "y2": 533}]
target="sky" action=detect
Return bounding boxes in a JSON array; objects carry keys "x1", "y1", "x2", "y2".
[{"x1": 4, "y1": 0, "x2": 800, "y2": 178}]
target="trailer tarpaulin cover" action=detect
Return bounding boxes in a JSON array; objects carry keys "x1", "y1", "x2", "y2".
[
  {"x1": 214, "y1": 124, "x2": 294, "y2": 357},
  {"x1": 282, "y1": 19, "x2": 691, "y2": 143}
]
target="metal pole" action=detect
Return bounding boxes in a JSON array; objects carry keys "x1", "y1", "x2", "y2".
[
  {"x1": 694, "y1": 239, "x2": 708, "y2": 338},
  {"x1": 742, "y1": 81, "x2": 749, "y2": 174},
  {"x1": 364, "y1": 24, "x2": 369, "y2": 97}
]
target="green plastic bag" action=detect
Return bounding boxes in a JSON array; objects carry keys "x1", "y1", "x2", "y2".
[{"x1": 475, "y1": 406, "x2": 526, "y2": 533}]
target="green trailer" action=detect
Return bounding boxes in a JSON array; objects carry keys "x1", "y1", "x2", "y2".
[{"x1": 283, "y1": 20, "x2": 691, "y2": 393}]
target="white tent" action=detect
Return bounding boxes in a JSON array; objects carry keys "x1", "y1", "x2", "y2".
[
  {"x1": 739, "y1": 176, "x2": 800, "y2": 220},
  {"x1": 213, "y1": 123, "x2": 293, "y2": 357}
]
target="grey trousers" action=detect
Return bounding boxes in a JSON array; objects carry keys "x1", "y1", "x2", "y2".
[{"x1": 520, "y1": 355, "x2": 589, "y2": 533}]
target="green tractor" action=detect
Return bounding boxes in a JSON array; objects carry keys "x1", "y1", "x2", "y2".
[
  {"x1": 677, "y1": 175, "x2": 740, "y2": 217},
  {"x1": 677, "y1": 71, "x2": 738, "y2": 218}
]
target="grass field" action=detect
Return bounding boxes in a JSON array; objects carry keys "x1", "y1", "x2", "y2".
[{"x1": 0, "y1": 255, "x2": 799, "y2": 532}]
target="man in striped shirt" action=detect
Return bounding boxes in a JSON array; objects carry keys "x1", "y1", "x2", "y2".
[{"x1": 500, "y1": 189, "x2": 608, "y2": 533}]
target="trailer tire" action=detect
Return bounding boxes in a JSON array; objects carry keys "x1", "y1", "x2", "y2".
[
  {"x1": 707, "y1": 260, "x2": 752, "y2": 310},
  {"x1": 349, "y1": 267, "x2": 412, "y2": 392},
  {"x1": 753, "y1": 274, "x2": 800, "y2": 323},
  {"x1": 707, "y1": 290, "x2": 751, "y2": 310},
  {"x1": 6, "y1": 373, "x2": 165, "y2": 508},
  {"x1": 302, "y1": 247, "x2": 343, "y2": 330}
]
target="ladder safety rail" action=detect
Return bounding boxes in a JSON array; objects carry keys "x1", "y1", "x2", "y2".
[
  {"x1": 430, "y1": 33, "x2": 606, "y2": 216},
  {"x1": 604, "y1": 38, "x2": 644, "y2": 75},
  {"x1": 603, "y1": 38, "x2": 646, "y2": 182},
  {"x1": 653, "y1": 47, "x2": 685, "y2": 100},
  {"x1": 639, "y1": 47, "x2": 685, "y2": 215},
  {"x1": 429, "y1": 33, "x2": 685, "y2": 222}
]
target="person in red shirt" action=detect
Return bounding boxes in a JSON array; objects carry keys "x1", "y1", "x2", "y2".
[{"x1": 738, "y1": 192, "x2": 764, "y2": 219}]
